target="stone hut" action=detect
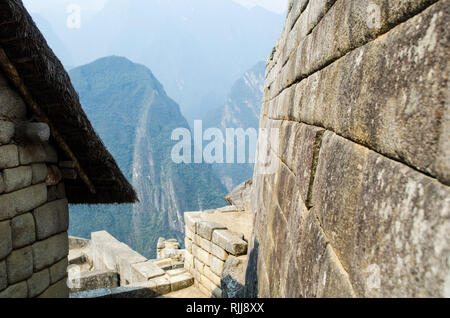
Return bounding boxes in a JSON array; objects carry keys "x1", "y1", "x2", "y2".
[{"x1": 0, "y1": 0, "x2": 137, "y2": 298}]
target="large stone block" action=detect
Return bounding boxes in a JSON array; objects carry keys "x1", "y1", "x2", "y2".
[
  {"x1": 192, "y1": 244, "x2": 210, "y2": 266},
  {"x1": 32, "y1": 232, "x2": 69, "y2": 271},
  {"x1": 130, "y1": 261, "x2": 165, "y2": 283},
  {"x1": 6, "y1": 246, "x2": 33, "y2": 284},
  {"x1": 201, "y1": 209, "x2": 255, "y2": 242},
  {"x1": 312, "y1": 132, "x2": 450, "y2": 297},
  {"x1": 70, "y1": 270, "x2": 119, "y2": 293},
  {"x1": 2, "y1": 166, "x2": 32, "y2": 193},
  {"x1": 204, "y1": 265, "x2": 221, "y2": 287},
  {"x1": 37, "y1": 278, "x2": 69, "y2": 298},
  {"x1": 116, "y1": 249, "x2": 147, "y2": 285},
  {"x1": 18, "y1": 144, "x2": 46, "y2": 165},
  {"x1": 169, "y1": 272, "x2": 194, "y2": 292},
  {"x1": 221, "y1": 256, "x2": 248, "y2": 298},
  {"x1": 0, "y1": 121, "x2": 14, "y2": 144},
  {"x1": 31, "y1": 164, "x2": 48, "y2": 185},
  {"x1": 135, "y1": 275, "x2": 172, "y2": 296},
  {"x1": 277, "y1": 1, "x2": 450, "y2": 185},
  {"x1": 0, "y1": 220, "x2": 12, "y2": 260},
  {"x1": 0, "y1": 174, "x2": 4, "y2": 194},
  {"x1": 196, "y1": 221, "x2": 226, "y2": 241},
  {"x1": 0, "y1": 281, "x2": 28, "y2": 298},
  {"x1": 184, "y1": 212, "x2": 202, "y2": 233},
  {"x1": 210, "y1": 255, "x2": 225, "y2": 277},
  {"x1": 0, "y1": 184, "x2": 47, "y2": 221},
  {"x1": 212, "y1": 230, "x2": 248, "y2": 256},
  {"x1": 49, "y1": 258, "x2": 68, "y2": 284},
  {"x1": 0, "y1": 261, "x2": 6, "y2": 291},
  {"x1": 210, "y1": 243, "x2": 228, "y2": 261},
  {"x1": 11, "y1": 213, "x2": 35, "y2": 248},
  {"x1": 0, "y1": 145, "x2": 19, "y2": 169},
  {"x1": 33, "y1": 199, "x2": 69, "y2": 240},
  {"x1": 0, "y1": 87, "x2": 27, "y2": 120},
  {"x1": 27, "y1": 268, "x2": 50, "y2": 298},
  {"x1": 224, "y1": 179, "x2": 253, "y2": 212}
]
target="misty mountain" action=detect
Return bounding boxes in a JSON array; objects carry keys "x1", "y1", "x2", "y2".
[
  {"x1": 68, "y1": 56, "x2": 227, "y2": 258},
  {"x1": 204, "y1": 61, "x2": 265, "y2": 191},
  {"x1": 27, "y1": 0, "x2": 284, "y2": 124}
]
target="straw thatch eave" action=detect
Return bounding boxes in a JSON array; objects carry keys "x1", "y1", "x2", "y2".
[{"x1": 0, "y1": 0, "x2": 138, "y2": 204}]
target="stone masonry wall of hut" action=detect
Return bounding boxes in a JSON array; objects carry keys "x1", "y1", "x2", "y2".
[
  {"x1": 0, "y1": 71, "x2": 69, "y2": 298},
  {"x1": 245, "y1": 0, "x2": 450, "y2": 297}
]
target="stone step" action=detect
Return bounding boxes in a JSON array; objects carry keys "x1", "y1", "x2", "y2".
[{"x1": 68, "y1": 248, "x2": 88, "y2": 265}]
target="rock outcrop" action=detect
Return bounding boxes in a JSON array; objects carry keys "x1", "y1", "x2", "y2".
[{"x1": 244, "y1": 0, "x2": 450, "y2": 298}]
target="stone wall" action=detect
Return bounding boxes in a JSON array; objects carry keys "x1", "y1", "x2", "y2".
[
  {"x1": 184, "y1": 210, "x2": 249, "y2": 298},
  {"x1": 70, "y1": 231, "x2": 194, "y2": 297},
  {"x1": 0, "y1": 71, "x2": 69, "y2": 298},
  {"x1": 245, "y1": 0, "x2": 450, "y2": 298}
]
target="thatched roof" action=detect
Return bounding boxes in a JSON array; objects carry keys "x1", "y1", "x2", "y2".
[{"x1": 0, "y1": 0, "x2": 138, "y2": 204}]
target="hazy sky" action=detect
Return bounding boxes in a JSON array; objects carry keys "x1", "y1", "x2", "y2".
[{"x1": 23, "y1": 0, "x2": 288, "y2": 14}]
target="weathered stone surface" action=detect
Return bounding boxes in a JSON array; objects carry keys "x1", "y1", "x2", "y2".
[
  {"x1": 210, "y1": 243, "x2": 228, "y2": 261},
  {"x1": 192, "y1": 244, "x2": 210, "y2": 266},
  {"x1": 133, "y1": 275, "x2": 172, "y2": 296},
  {"x1": 221, "y1": 256, "x2": 248, "y2": 298},
  {"x1": 272, "y1": 1, "x2": 450, "y2": 185},
  {"x1": 0, "y1": 183, "x2": 47, "y2": 221},
  {"x1": 312, "y1": 132, "x2": 450, "y2": 297},
  {"x1": 0, "y1": 86, "x2": 27, "y2": 120},
  {"x1": 0, "y1": 261, "x2": 6, "y2": 291},
  {"x1": 47, "y1": 183, "x2": 67, "y2": 202},
  {"x1": 27, "y1": 268, "x2": 50, "y2": 298},
  {"x1": 184, "y1": 212, "x2": 201, "y2": 233},
  {"x1": 169, "y1": 273, "x2": 194, "y2": 292},
  {"x1": 0, "y1": 174, "x2": 4, "y2": 194},
  {"x1": 32, "y1": 232, "x2": 69, "y2": 271},
  {"x1": 212, "y1": 230, "x2": 248, "y2": 256},
  {"x1": 6, "y1": 246, "x2": 33, "y2": 284},
  {"x1": 204, "y1": 265, "x2": 221, "y2": 287},
  {"x1": 195, "y1": 235, "x2": 211, "y2": 253},
  {"x1": 0, "y1": 281, "x2": 28, "y2": 298},
  {"x1": 43, "y1": 143, "x2": 58, "y2": 164},
  {"x1": 49, "y1": 258, "x2": 68, "y2": 284},
  {"x1": 11, "y1": 213, "x2": 35, "y2": 248},
  {"x1": 0, "y1": 120, "x2": 14, "y2": 144},
  {"x1": 68, "y1": 236, "x2": 89, "y2": 250},
  {"x1": 18, "y1": 144, "x2": 46, "y2": 165},
  {"x1": 224, "y1": 179, "x2": 253, "y2": 212},
  {"x1": 0, "y1": 144, "x2": 19, "y2": 169},
  {"x1": 131, "y1": 261, "x2": 165, "y2": 283},
  {"x1": 210, "y1": 255, "x2": 225, "y2": 276},
  {"x1": 70, "y1": 270, "x2": 119, "y2": 293},
  {"x1": 185, "y1": 227, "x2": 194, "y2": 240},
  {"x1": 2, "y1": 166, "x2": 32, "y2": 193},
  {"x1": 31, "y1": 164, "x2": 48, "y2": 185},
  {"x1": 33, "y1": 199, "x2": 69, "y2": 240},
  {"x1": 185, "y1": 237, "x2": 192, "y2": 253},
  {"x1": 201, "y1": 209, "x2": 254, "y2": 242},
  {"x1": 91, "y1": 231, "x2": 147, "y2": 285},
  {"x1": 0, "y1": 220, "x2": 12, "y2": 260},
  {"x1": 37, "y1": 278, "x2": 69, "y2": 298}
]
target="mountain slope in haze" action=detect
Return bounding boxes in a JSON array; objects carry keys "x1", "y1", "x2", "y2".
[
  {"x1": 28, "y1": 0, "x2": 284, "y2": 124},
  {"x1": 204, "y1": 62, "x2": 265, "y2": 191},
  {"x1": 68, "y1": 56, "x2": 227, "y2": 258}
]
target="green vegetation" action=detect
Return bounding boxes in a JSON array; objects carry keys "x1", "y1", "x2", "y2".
[{"x1": 68, "y1": 56, "x2": 226, "y2": 258}]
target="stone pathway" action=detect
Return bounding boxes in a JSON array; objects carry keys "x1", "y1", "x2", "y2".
[{"x1": 159, "y1": 285, "x2": 209, "y2": 298}]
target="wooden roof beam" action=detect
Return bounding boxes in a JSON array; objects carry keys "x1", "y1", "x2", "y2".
[{"x1": 0, "y1": 46, "x2": 96, "y2": 194}]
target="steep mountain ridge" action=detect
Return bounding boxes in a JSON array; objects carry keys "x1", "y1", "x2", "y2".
[
  {"x1": 68, "y1": 56, "x2": 226, "y2": 258},
  {"x1": 204, "y1": 62, "x2": 265, "y2": 190}
]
